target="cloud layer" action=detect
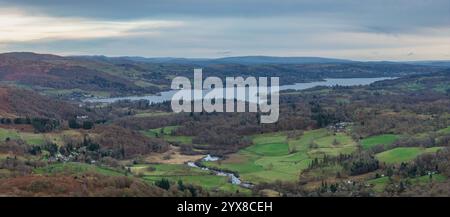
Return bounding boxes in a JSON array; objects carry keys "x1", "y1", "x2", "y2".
[{"x1": 0, "y1": 0, "x2": 449, "y2": 60}]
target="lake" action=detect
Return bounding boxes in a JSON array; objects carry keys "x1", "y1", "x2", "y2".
[{"x1": 85, "y1": 77, "x2": 396, "y2": 104}]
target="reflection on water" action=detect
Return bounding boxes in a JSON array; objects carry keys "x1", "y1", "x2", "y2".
[{"x1": 85, "y1": 77, "x2": 396, "y2": 104}]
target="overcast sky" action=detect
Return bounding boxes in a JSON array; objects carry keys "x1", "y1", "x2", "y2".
[{"x1": 0, "y1": 0, "x2": 449, "y2": 60}]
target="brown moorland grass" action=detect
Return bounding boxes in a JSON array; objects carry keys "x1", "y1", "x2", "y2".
[{"x1": 0, "y1": 174, "x2": 166, "y2": 197}]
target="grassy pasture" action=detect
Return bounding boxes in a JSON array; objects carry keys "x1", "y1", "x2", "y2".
[
  {"x1": 204, "y1": 129, "x2": 359, "y2": 183},
  {"x1": 245, "y1": 143, "x2": 289, "y2": 156},
  {"x1": 141, "y1": 126, "x2": 194, "y2": 144},
  {"x1": 376, "y1": 147, "x2": 443, "y2": 164},
  {"x1": 252, "y1": 132, "x2": 287, "y2": 145},
  {"x1": 367, "y1": 174, "x2": 447, "y2": 193},
  {"x1": 0, "y1": 128, "x2": 21, "y2": 141},
  {"x1": 437, "y1": 126, "x2": 450, "y2": 135},
  {"x1": 0, "y1": 128, "x2": 84, "y2": 146},
  {"x1": 131, "y1": 164, "x2": 250, "y2": 194},
  {"x1": 143, "y1": 126, "x2": 179, "y2": 137},
  {"x1": 367, "y1": 176, "x2": 390, "y2": 193},
  {"x1": 0, "y1": 128, "x2": 46, "y2": 145},
  {"x1": 410, "y1": 174, "x2": 446, "y2": 184},
  {"x1": 134, "y1": 111, "x2": 173, "y2": 118},
  {"x1": 20, "y1": 133, "x2": 46, "y2": 145},
  {"x1": 361, "y1": 134, "x2": 399, "y2": 150}
]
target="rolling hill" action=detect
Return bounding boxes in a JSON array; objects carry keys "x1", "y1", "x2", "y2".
[
  {"x1": 0, "y1": 52, "x2": 158, "y2": 96},
  {"x1": 0, "y1": 85, "x2": 83, "y2": 119},
  {"x1": 0, "y1": 52, "x2": 446, "y2": 100}
]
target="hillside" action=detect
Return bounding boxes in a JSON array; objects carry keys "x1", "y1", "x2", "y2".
[
  {"x1": 0, "y1": 52, "x2": 157, "y2": 96},
  {"x1": 0, "y1": 86, "x2": 82, "y2": 119},
  {"x1": 0, "y1": 52, "x2": 445, "y2": 100}
]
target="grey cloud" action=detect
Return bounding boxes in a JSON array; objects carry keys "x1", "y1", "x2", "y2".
[
  {"x1": 1, "y1": 0, "x2": 449, "y2": 31},
  {"x1": 0, "y1": 0, "x2": 449, "y2": 60}
]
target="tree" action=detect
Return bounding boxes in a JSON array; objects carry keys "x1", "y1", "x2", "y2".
[
  {"x1": 82, "y1": 121, "x2": 94, "y2": 130},
  {"x1": 31, "y1": 118, "x2": 59, "y2": 133},
  {"x1": 68, "y1": 119, "x2": 80, "y2": 129},
  {"x1": 386, "y1": 167, "x2": 394, "y2": 177},
  {"x1": 288, "y1": 146, "x2": 297, "y2": 154},
  {"x1": 332, "y1": 138, "x2": 340, "y2": 146},
  {"x1": 155, "y1": 178, "x2": 170, "y2": 190},
  {"x1": 42, "y1": 143, "x2": 58, "y2": 156},
  {"x1": 177, "y1": 180, "x2": 185, "y2": 191}
]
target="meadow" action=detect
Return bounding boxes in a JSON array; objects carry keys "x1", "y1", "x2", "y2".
[
  {"x1": 0, "y1": 128, "x2": 83, "y2": 146},
  {"x1": 141, "y1": 126, "x2": 193, "y2": 144},
  {"x1": 375, "y1": 147, "x2": 443, "y2": 164},
  {"x1": 367, "y1": 174, "x2": 447, "y2": 193},
  {"x1": 203, "y1": 129, "x2": 359, "y2": 183},
  {"x1": 360, "y1": 134, "x2": 399, "y2": 150},
  {"x1": 130, "y1": 163, "x2": 251, "y2": 194},
  {"x1": 5, "y1": 121, "x2": 447, "y2": 194}
]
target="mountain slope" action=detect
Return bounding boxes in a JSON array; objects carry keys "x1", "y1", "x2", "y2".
[
  {"x1": 0, "y1": 52, "x2": 156, "y2": 96},
  {"x1": 0, "y1": 52, "x2": 444, "y2": 100},
  {"x1": 0, "y1": 86, "x2": 83, "y2": 119}
]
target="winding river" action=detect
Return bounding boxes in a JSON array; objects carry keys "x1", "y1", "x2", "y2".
[
  {"x1": 187, "y1": 155, "x2": 253, "y2": 188},
  {"x1": 90, "y1": 77, "x2": 396, "y2": 187}
]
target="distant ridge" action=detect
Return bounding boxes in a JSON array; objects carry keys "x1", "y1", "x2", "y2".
[
  {"x1": 72, "y1": 55, "x2": 354, "y2": 65},
  {"x1": 403, "y1": 60, "x2": 450, "y2": 68},
  {"x1": 212, "y1": 56, "x2": 354, "y2": 64},
  {"x1": 5, "y1": 52, "x2": 449, "y2": 67},
  {"x1": 76, "y1": 55, "x2": 449, "y2": 67}
]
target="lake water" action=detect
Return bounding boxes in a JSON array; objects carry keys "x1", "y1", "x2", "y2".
[{"x1": 85, "y1": 77, "x2": 396, "y2": 104}]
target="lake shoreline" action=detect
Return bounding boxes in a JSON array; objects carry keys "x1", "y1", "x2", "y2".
[{"x1": 84, "y1": 77, "x2": 397, "y2": 104}]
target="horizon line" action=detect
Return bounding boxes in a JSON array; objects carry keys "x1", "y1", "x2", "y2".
[{"x1": 1, "y1": 51, "x2": 450, "y2": 63}]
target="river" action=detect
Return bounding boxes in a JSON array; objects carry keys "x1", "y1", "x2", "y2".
[
  {"x1": 187, "y1": 155, "x2": 253, "y2": 188},
  {"x1": 88, "y1": 77, "x2": 396, "y2": 187}
]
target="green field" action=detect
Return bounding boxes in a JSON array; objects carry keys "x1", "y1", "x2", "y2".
[
  {"x1": 134, "y1": 111, "x2": 173, "y2": 118},
  {"x1": 21, "y1": 133, "x2": 47, "y2": 145},
  {"x1": 367, "y1": 176, "x2": 390, "y2": 193},
  {"x1": 437, "y1": 126, "x2": 450, "y2": 135},
  {"x1": 361, "y1": 134, "x2": 399, "y2": 150},
  {"x1": 410, "y1": 174, "x2": 447, "y2": 184},
  {"x1": 141, "y1": 126, "x2": 194, "y2": 144},
  {"x1": 0, "y1": 128, "x2": 47, "y2": 145},
  {"x1": 0, "y1": 128, "x2": 21, "y2": 141},
  {"x1": 367, "y1": 174, "x2": 447, "y2": 193},
  {"x1": 203, "y1": 129, "x2": 359, "y2": 183},
  {"x1": 142, "y1": 126, "x2": 179, "y2": 137},
  {"x1": 245, "y1": 142, "x2": 290, "y2": 156},
  {"x1": 376, "y1": 147, "x2": 443, "y2": 164},
  {"x1": 0, "y1": 128, "x2": 81, "y2": 146},
  {"x1": 252, "y1": 133, "x2": 287, "y2": 145}
]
